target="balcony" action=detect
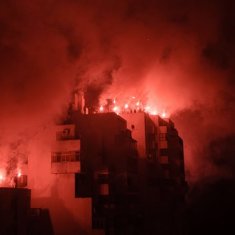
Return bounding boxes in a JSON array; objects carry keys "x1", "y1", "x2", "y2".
[
  {"x1": 51, "y1": 161, "x2": 80, "y2": 174},
  {"x1": 51, "y1": 151, "x2": 80, "y2": 174}
]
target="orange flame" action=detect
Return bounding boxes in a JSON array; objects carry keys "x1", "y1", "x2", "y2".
[
  {"x1": 98, "y1": 96, "x2": 170, "y2": 118},
  {"x1": 99, "y1": 106, "x2": 104, "y2": 112},
  {"x1": 17, "y1": 170, "x2": 22, "y2": 178},
  {"x1": 0, "y1": 174, "x2": 4, "y2": 181}
]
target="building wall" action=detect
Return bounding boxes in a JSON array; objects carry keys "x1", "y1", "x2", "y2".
[
  {"x1": 28, "y1": 125, "x2": 103, "y2": 235},
  {"x1": 72, "y1": 113, "x2": 130, "y2": 172},
  {"x1": 29, "y1": 155, "x2": 104, "y2": 235},
  {"x1": 121, "y1": 113, "x2": 147, "y2": 158},
  {"x1": 28, "y1": 113, "x2": 137, "y2": 235},
  {"x1": 150, "y1": 115, "x2": 185, "y2": 183},
  {"x1": 0, "y1": 188, "x2": 30, "y2": 235},
  {"x1": 27, "y1": 111, "x2": 186, "y2": 235}
]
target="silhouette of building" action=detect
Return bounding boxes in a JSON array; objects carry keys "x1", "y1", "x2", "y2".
[
  {"x1": 0, "y1": 188, "x2": 54, "y2": 235},
  {"x1": 32, "y1": 105, "x2": 185, "y2": 235},
  {"x1": 12, "y1": 92, "x2": 187, "y2": 235}
]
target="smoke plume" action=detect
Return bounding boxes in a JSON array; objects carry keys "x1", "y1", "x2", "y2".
[{"x1": 0, "y1": 0, "x2": 235, "y2": 182}]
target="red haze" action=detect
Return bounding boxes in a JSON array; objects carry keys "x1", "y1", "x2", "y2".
[{"x1": 0, "y1": 0, "x2": 235, "y2": 183}]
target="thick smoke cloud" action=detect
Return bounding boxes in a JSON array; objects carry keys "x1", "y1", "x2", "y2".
[{"x1": 0, "y1": 0, "x2": 235, "y2": 182}]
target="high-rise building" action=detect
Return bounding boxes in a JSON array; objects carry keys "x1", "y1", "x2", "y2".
[
  {"x1": 7, "y1": 93, "x2": 187, "y2": 235},
  {"x1": 28, "y1": 107, "x2": 185, "y2": 235}
]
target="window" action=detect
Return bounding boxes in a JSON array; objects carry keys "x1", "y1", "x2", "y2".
[
  {"x1": 159, "y1": 133, "x2": 167, "y2": 141},
  {"x1": 97, "y1": 173, "x2": 109, "y2": 184},
  {"x1": 160, "y1": 148, "x2": 168, "y2": 156},
  {"x1": 147, "y1": 153, "x2": 153, "y2": 160},
  {"x1": 56, "y1": 128, "x2": 72, "y2": 140},
  {"x1": 70, "y1": 153, "x2": 77, "y2": 161},
  {"x1": 51, "y1": 151, "x2": 80, "y2": 162},
  {"x1": 63, "y1": 128, "x2": 70, "y2": 135},
  {"x1": 75, "y1": 173, "x2": 93, "y2": 197},
  {"x1": 160, "y1": 156, "x2": 169, "y2": 164},
  {"x1": 92, "y1": 217, "x2": 106, "y2": 229},
  {"x1": 61, "y1": 155, "x2": 66, "y2": 162}
]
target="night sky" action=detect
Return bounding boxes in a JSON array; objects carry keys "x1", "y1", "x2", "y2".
[{"x1": 0, "y1": 0, "x2": 235, "y2": 198}]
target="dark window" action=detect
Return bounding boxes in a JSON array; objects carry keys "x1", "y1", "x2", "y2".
[
  {"x1": 151, "y1": 141, "x2": 156, "y2": 149},
  {"x1": 160, "y1": 148, "x2": 168, "y2": 156},
  {"x1": 92, "y1": 217, "x2": 106, "y2": 229},
  {"x1": 52, "y1": 152, "x2": 61, "y2": 162},
  {"x1": 63, "y1": 128, "x2": 70, "y2": 135},
  {"x1": 51, "y1": 151, "x2": 80, "y2": 162},
  {"x1": 74, "y1": 151, "x2": 80, "y2": 161},
  {"x1": 159, "y1": 118, "x2": 168, "y2": 126},
  {"x1": 61, "y1": 155, "x2": 66, "y2": 162},
  {"x1": 97, "y1": 173, "x2": 109, "y2": 184},
  {"x1": 147, "y1": 153, "x2": 153, "y2": 159},
  {"x1": 75, "y1": 173, "x2": 93, "y2": 198},
  {"x1": 56, "y1": 128, "x2": 73, "y2": 140},
  {"x1": 70, "y1": 154, "x2": 76, "y2": 161}
]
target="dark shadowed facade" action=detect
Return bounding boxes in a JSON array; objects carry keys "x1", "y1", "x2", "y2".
[
  {"x1": 35, "y1": 106, "x2": 186, "y2": 235},
  {"x1": 0, "y1": 188, "x2": 54, "y2": 235},
  {"x1": 2, "y1": 104, "x2": 186, "y2": 235}
]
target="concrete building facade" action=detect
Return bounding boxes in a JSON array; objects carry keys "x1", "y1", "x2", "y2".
[{"x1": 4, "y1": 103, "x2": 186, "y2": 234}]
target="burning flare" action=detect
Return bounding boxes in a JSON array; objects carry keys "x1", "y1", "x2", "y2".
[
  {"x1": 98, "y1": 96, "x2": 169, "y2": 118},
  {"x1": 0, "y1": 168, "x2": 23, "y2": 187}
]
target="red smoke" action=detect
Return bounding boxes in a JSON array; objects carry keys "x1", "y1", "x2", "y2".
[{"x1": 0, "y1": 0, "x2": 235, "y2": 183}]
